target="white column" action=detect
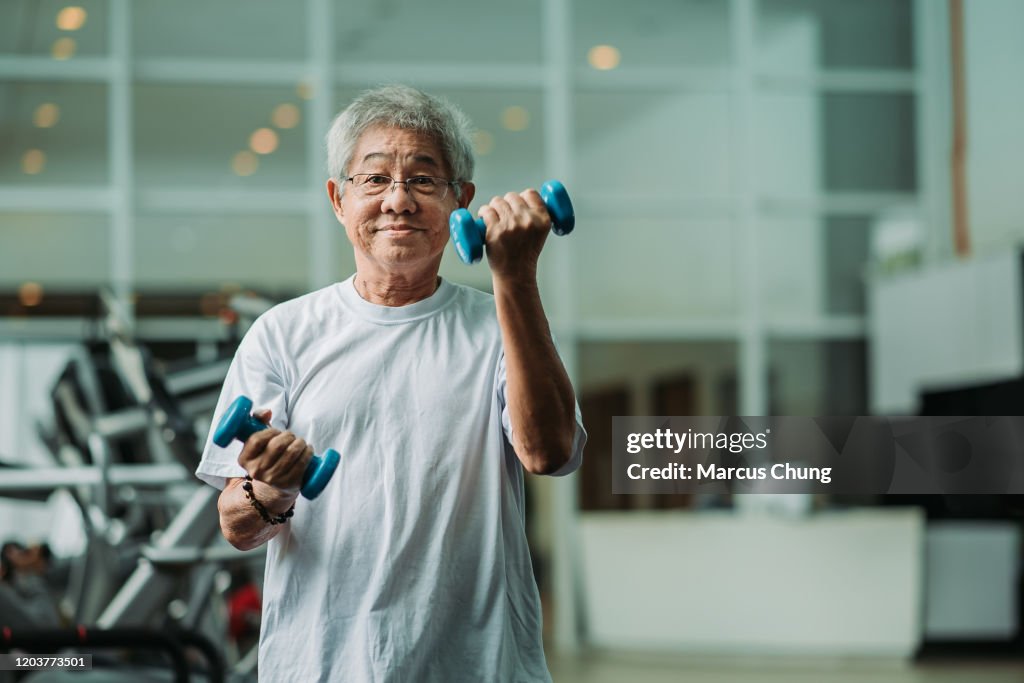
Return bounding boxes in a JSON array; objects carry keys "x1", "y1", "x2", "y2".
[
  {"x1": 734, "y1": 0, "x2": 767, "y2": 415},
  {"x1": 108, "y1": 0, "x2": 134, "y2": 325},
  {"x1": 307, "y1": 0, "x2": 336, "y2": 290},
  {"x1": 543, "y1": 0, "x2": 584, "y2": 654}
]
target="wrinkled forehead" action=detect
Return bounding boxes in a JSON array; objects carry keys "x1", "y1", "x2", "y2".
[{"x1": 349, "y1": 125, "x2": 449, "y2": 175}]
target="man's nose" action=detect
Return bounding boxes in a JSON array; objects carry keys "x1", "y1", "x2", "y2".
[{"x1": 381, "y1": 181, "x2": 417, "y2": 213}]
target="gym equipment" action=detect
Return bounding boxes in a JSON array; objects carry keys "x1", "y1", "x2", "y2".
[
  {"x1": 37, "y1": 345, "x2": 192, "y2": 625},
  {"x1": 448, "y1": 179, "x2": 576, "y2": 265},
  {"x1": 0, "y1": 464, "x2": 190, "y2": 492},
  {"x1": 1, "y1": 302, "x2": 271, "y2": 681},
  {"x1": 1, "y1": 626, "x2": 224, "y2": 683},
  {"x1": 213, "y1": 395, "x2": 339, "y2": 500}
]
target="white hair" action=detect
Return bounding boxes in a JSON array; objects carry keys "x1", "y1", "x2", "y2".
[{"x1": 326, "y1": 85, "x2": 475, "y2": 198}]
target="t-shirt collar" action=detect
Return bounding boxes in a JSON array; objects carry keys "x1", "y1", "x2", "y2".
[{"x1": 336, "y1": 274, "x2": 456, "y2": 323}]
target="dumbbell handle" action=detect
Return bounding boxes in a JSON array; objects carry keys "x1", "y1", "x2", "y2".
[
  {"x1": 213, "y1": 395, "x2": 339, "y2": 500},
  {"x1": 449, "y1": 179, "x2": 575, "y2": 265}
]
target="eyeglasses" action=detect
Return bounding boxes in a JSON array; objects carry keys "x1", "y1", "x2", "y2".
[{"x1": 343, "y1": 174, "x2": 458, "y2": 201}]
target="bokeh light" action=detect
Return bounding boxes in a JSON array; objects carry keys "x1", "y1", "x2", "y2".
[
  {"x1": 51, "y1": 37, "x2": 77, "y2": 60},
  {"x1": 22, "y1": 149, "x2": 46, "y2": 175},
  {"x1": 249, "y1": 128, "x2": 279, "y2": 155},
  {"x1": 271, "y1": 103, "x2": 301, "y2": 129},
  {"x1": 588, "y1": 44, "x2": 621, "y2": 70},
  {"x1": 18, "y1": 282, "x2": 44, "y2": 307},
  {"x1": 501, "y1": 106, "x2": 530, "y2": 132},
  {"x1": 56, "y1": 7, "x2": 87, "y2": 31},
  {"x1": 232, "y1": 151, "x2": 259, "y2": 176},
  {"x1": 33, "y1": 103, "x2": 60, "y2": 128}
]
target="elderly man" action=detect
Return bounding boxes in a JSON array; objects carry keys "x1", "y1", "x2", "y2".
[{"x1": 196, "y1": 85, "x2": 585, "y2": 682}]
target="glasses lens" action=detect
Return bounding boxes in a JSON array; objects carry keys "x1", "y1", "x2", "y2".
[
  {"x1": 350, "y1": 175, "x2": 449, "y2": 200},
  {"x1": 353, "y1": 175, "x2": 391, "y2": 196},
  {"x1": 408, "y1": 176, "x2": 441, "y2": 196}
]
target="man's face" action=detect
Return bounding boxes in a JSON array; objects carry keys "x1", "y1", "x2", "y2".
[{"x1": 329, "y1": 125, "x2": 472, "y2": 275}]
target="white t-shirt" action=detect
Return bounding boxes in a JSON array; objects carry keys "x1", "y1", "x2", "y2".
[{"x1": 196, "y1": 275, "x2": 585, "y2": 683}]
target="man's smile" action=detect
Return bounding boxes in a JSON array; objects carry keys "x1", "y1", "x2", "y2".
[{"x1": 376, "y1": 223, "x2": 425, "y2": 235}]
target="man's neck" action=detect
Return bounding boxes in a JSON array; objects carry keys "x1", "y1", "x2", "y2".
[{"x1": 353, "y1": 270, "x2": 441, "y2": 307}]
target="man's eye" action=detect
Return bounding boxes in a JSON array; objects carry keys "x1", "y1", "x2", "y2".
[
  {"x1": 409, "y1": 176, "x2": 437, "y2": 186},
  {"x1": 365, "y1": 175, "x2": 391, "y2": 185}
]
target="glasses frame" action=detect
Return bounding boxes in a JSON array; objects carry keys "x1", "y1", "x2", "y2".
[{"x1": 342, "y1": 173, "x2": 460, "y2": 201}]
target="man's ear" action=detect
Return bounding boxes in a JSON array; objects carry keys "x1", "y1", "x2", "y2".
[
  {"x1": 457, "y1": 182, "x2": 476, "y2": 211},
  {"x1": 326, "y1": 178, "x2": 343, "y2": 219}
]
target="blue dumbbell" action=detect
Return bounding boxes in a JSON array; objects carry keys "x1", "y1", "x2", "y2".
[
  {"x1": 449, "y1": 179, "x2": 575, "y2": 265},
  {"x1": 213, "y1": 395, "x2": 339, "y2": 500}
]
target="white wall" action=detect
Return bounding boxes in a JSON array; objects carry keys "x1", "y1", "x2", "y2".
[
  {"x1": 868, "y1": 250, "x2": 1023, "y2": 413},
  {"x1": 579, "y1": 509, "x2": 924, "y2": 656}
]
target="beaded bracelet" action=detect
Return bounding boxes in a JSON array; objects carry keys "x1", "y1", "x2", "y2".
[{"x1": 242, "y1": 476, "x2": 295, "y2": 526}]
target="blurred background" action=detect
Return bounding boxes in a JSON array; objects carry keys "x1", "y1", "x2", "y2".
[{"x1": 2, "y1": 0, "x2": 1024, "y2": 681}]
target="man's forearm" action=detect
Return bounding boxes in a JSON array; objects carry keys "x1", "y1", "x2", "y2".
[
  {"x1": 493, "y1": 275, "x2": 576, "y2": 475},
  {"x1": 218, "y1": 478, "x2": 297, "y2": 551}
]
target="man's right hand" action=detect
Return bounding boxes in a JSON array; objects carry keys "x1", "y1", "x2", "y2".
[{"x1": 237, "y1": 409, "x2": 314, "y2": 496}]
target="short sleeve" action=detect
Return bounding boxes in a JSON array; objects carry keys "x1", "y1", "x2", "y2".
[
  {"x1": 497, "y1": 351, "x2": 587, "y2": 478},
  {"x1": 195, "y1": 316, "x2": 290, "y2": 490}
]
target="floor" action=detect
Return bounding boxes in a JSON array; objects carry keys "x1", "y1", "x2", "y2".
[{"x1": 546, "y1": 652, "x2": 1024, "y2": 683}]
